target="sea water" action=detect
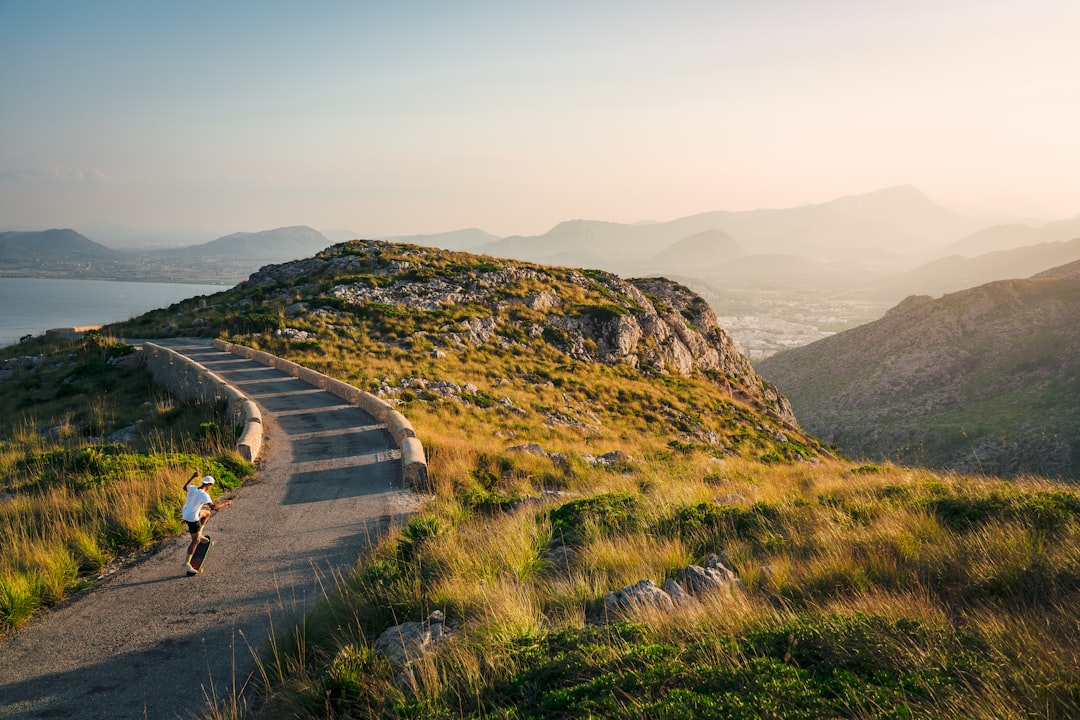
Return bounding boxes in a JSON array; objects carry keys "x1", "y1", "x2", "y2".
[{"x1": 0, "y1": 277, "x2": 230, "y2": 348}]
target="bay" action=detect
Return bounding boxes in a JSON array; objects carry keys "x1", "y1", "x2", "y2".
[{"x1": 0, "y1": 277, "x2": 231, "y2": 348}]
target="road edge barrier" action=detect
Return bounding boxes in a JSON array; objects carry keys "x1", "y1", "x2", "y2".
[
  {"x1": 211, "y1": 339, "x2": 429, "y2": 489},
  {"x1": 142, "y1": 342, "x2": 263, "y2": 462}
]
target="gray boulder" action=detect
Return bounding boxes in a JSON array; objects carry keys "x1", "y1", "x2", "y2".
[
  {"x1": 603, "y1": 579, "x2": 674, "y2": 618},
  {"x1": 661, "y1": 578, "x2": 694, "y2": 607},
  {"x1": 675, "y1": 553, "x2": 738, "y2": 596},
  {"x1": 374, "y1": 611, "x2": 450, "y2": 669}
]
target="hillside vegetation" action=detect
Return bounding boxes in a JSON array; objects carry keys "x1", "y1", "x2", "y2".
[
  {"x1": 0, "y1": 332, "x2": 253, "y2": 628},
  {"x1": 758, "y1": 267, "x2": 1080, "y2": 480},
  {"x1": 84, "y1": 241, "x2": 1080, "y2": 718}
]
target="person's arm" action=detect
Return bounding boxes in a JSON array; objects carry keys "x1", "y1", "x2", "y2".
[
  {"x1": 211, "y1": 498, "x2": 234, "y2": 511},
  {"x1": 182, "y1": 471, "x2": 199, "y2": 491}
]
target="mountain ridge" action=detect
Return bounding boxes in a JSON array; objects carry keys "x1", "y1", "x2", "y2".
[
  {"x1": 757, "y1": 263, "x2": 1080, "y2": 478},
  {"x1": 160, "y1": 225, "x2": 332, "y2": 261},
  {"x1": 0, "y1": 229, "x2": 116, "y2": 259}
]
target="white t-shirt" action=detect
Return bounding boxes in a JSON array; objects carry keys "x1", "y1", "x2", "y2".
[{"x1": 182, "y1": 485, "x2": 213, "y2": 522}]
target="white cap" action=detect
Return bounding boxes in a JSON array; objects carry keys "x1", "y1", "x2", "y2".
[{"x1": 200, "y1": 475, "x2": 215, "y2": 485}]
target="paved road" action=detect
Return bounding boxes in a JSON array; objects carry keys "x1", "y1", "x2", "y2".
[{"x1": 0, "y1": 340, "x2": 421, "y2": 719}]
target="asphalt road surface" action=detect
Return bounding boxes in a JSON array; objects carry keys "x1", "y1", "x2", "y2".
[{"x1": 0, "y1": 340, "x2": 421, "y2": 719}]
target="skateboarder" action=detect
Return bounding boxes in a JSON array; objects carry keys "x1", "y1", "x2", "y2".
[{"x1": 182, "y1": 471, "x2": 232, "y2": 574}]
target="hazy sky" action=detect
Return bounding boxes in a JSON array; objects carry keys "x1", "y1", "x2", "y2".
[{"x1": 2, "y1": 0, "x2": 1078, "y2": 238}]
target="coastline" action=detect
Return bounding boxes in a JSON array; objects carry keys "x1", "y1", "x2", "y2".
[{"x1": 0, "y1": 277, "x2": 229, "y2": 349}]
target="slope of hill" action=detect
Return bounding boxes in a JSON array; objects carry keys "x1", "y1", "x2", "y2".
[
  {"x1": 0, "y1": 229, "x2": 132, "y2": 279},
  {"x1": 383, "y1": 227, "x2": 500, "y2": 252},
  {"x1": 757, "y1": 267, "x2": 1080, "y2": 478},
  {"x1": 1034, "y1": 258, "x2": 1080, "y2": 279},
  {"x1": 85, "y1": 242, "x2": 1080, "y2": 717},
  {"x1": 866, "y1": 237, "x2": 1080, "y2": 299},
  {"x1": 943, "y1": 215, "x2": 1080, "y2": 257},
  {"x1": 0, "y1": 229, "x2": 116, "y2": 259},
  {"x1": 161, "y1": 225, "x2": 331, "y2": 261},
  {"x1": 649, "y1": 228, "x2": 743, "y2": 271}
]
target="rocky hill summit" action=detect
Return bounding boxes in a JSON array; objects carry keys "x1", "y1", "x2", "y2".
[
  {"x1": 242, "y1": 240, "x2": 797, "y2": 428},
  {"x1": 757, "y1": 265, "x2": 1080, "y2": 478}
]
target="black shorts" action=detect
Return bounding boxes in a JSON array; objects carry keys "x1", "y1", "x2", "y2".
[{"x1": 186, "y1": 520, "x2": 203, "y2": 533}]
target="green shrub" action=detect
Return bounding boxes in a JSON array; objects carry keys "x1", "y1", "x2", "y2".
[
  {"x1": 398, "y1": 516, "x2": 445, "y2": 562},
  {"x1": 926, "y1": 489, "x2": 1080, "y2": 534},
  {"x1": 67, "y1": 530, "x2": 106, "y2": 573},
  {"x1": 0, "y1": 575, "x2": 40, "y2": 629},
  {"x1": 549, "y1": 493, "x2": 642, "y2": 547}
]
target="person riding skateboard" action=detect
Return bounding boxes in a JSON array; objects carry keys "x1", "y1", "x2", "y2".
[{"x1": 182, "y1": 471, "x2": 232, "y2": 574}]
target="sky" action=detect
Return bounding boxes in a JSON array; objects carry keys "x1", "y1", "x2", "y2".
[{"x1": 2, "y1": 0, "x2": 1079, "y2": 240}]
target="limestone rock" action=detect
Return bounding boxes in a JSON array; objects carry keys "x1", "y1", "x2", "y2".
[
  {"x1": 506, "y1": 443, "x2": 549, "y2": 457},
  {"x1": 374, "y1": 612, "x2": 450, "y2": 669},
  {"x1": 603, "y1": 579, "x2": 674, "y2": 617},
  {"x1": 676, "y1": 556, "x2": 737, "y2": 596},
  {"x1": 661, "y1": 578, "x2": 693, "y2": 607}
]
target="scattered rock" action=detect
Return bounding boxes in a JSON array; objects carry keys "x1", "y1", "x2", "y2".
[
  {"x1": 583, "y1": 451, "x2": 632, "y2": 466},
  {"x1": 543, "y1": 544, "x2": 578, "y2": 573},
  {"x1": 675, "y1": 555, "x2": 737, "y2": 595},
  {"x1": 108, "y1": 421, "x2": 143, "y2": 445},
  {"x1": 506, "y1": 443, "x2": 548, "y2": 457},
  {"x1": 603, "y1": 579, "x2": 675, "y2": 618},
  {"x1": 374, "y1": 611, "x2": 451, "y2": 669},
  {"x1": 715, "y1": 494, "x2": 747, "y2": 504},
  {"x1": 661, "y1": 578, "x2": 693, "y2": 607},
  {"x1": 598, "y1": 555, "x2": 740, "y2": 623},
  {"x1": 525, "y1": 291, "x2": 560, "y2": 311},
  {"x1": 273, "y1": 327, "x2": 317, "y2": 341}
]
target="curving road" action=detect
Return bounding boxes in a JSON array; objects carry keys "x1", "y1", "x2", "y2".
[{"x1": 0, "y1": 340, "x2": 421, "y2": 719}]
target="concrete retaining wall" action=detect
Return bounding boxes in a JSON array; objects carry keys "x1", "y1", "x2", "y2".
[
  {"x1": 142, "y1": 343, "x2": 263, "y2": 462},
  {"x1": 212, "y1": 339, "x2": 428, "y2": 488}
]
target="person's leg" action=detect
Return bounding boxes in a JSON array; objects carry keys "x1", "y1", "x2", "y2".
[
  {"x1": 184, "y1": 518, "x2": 201, "y2": 569},
  {"x1": 185, "y1": 527, "x2": 200, "y2": 568}
]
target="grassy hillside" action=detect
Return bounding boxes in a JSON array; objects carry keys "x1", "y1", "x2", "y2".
[
  {"x1": 90, "y1": 242, "x2": 1080, "y2": 718},
  {"x1": 0, "y1": 332, "x2": 253, "y2": 629},
  {"x1": 758, "y1": 271, "x2": 1080, "y2": 480}
]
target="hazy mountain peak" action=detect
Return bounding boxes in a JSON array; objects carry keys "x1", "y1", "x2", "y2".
[
  {"x1": 0, "y1": 228, "x2": 115, "y2": 258},
  {"x1": 168, "y1": 225, "x2": 332, "y2": 261}
]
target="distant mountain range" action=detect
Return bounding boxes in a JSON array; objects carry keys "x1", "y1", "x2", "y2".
[
  {"x1": 941, "y1": 216, "x2": 1080, "y2": 257},
  {"x1": 477, "y1": 186, "x2": 1003, "y2": 274},
  {"x1": 0, "y1": 226, "x2": 333, "y2": 284},
  {"x1": 756, "y1": 261, "x2": 1080, "y2": 479},
  {"x1": 158, "y1": 225, "x2": 332, "y2": 261},
  {"x1": 0, "y1": 229, "x2": 116, "y2": 259},
  {"x1": 868, "y1": 238, "x2": 1080, "y2": 299},
  {"x1": 4, "y1": 186, "x2": 1078, "y2": 306}
]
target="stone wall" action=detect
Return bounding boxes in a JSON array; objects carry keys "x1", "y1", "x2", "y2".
[
  {"x1": 142, "y1": 343, "x2": 263, "y2": 462},
  {"x1": 211, "y1": 340, "x2": 429, "y2": 488}
]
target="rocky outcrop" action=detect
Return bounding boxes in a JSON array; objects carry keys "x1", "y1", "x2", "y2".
[
  {"x1": 597, "y1": 554, "x2": 739, "y2": 623},
  {"x1": 245, "y1": 240, "x2": 797, "y2": 428},
  {"x1": 374, "y1": 611, "x2": 451, "y2": 669}
]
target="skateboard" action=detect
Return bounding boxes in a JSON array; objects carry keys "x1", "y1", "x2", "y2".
[{"x1": 187, "y1": 534, "x2": 212, "y2": 576}]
